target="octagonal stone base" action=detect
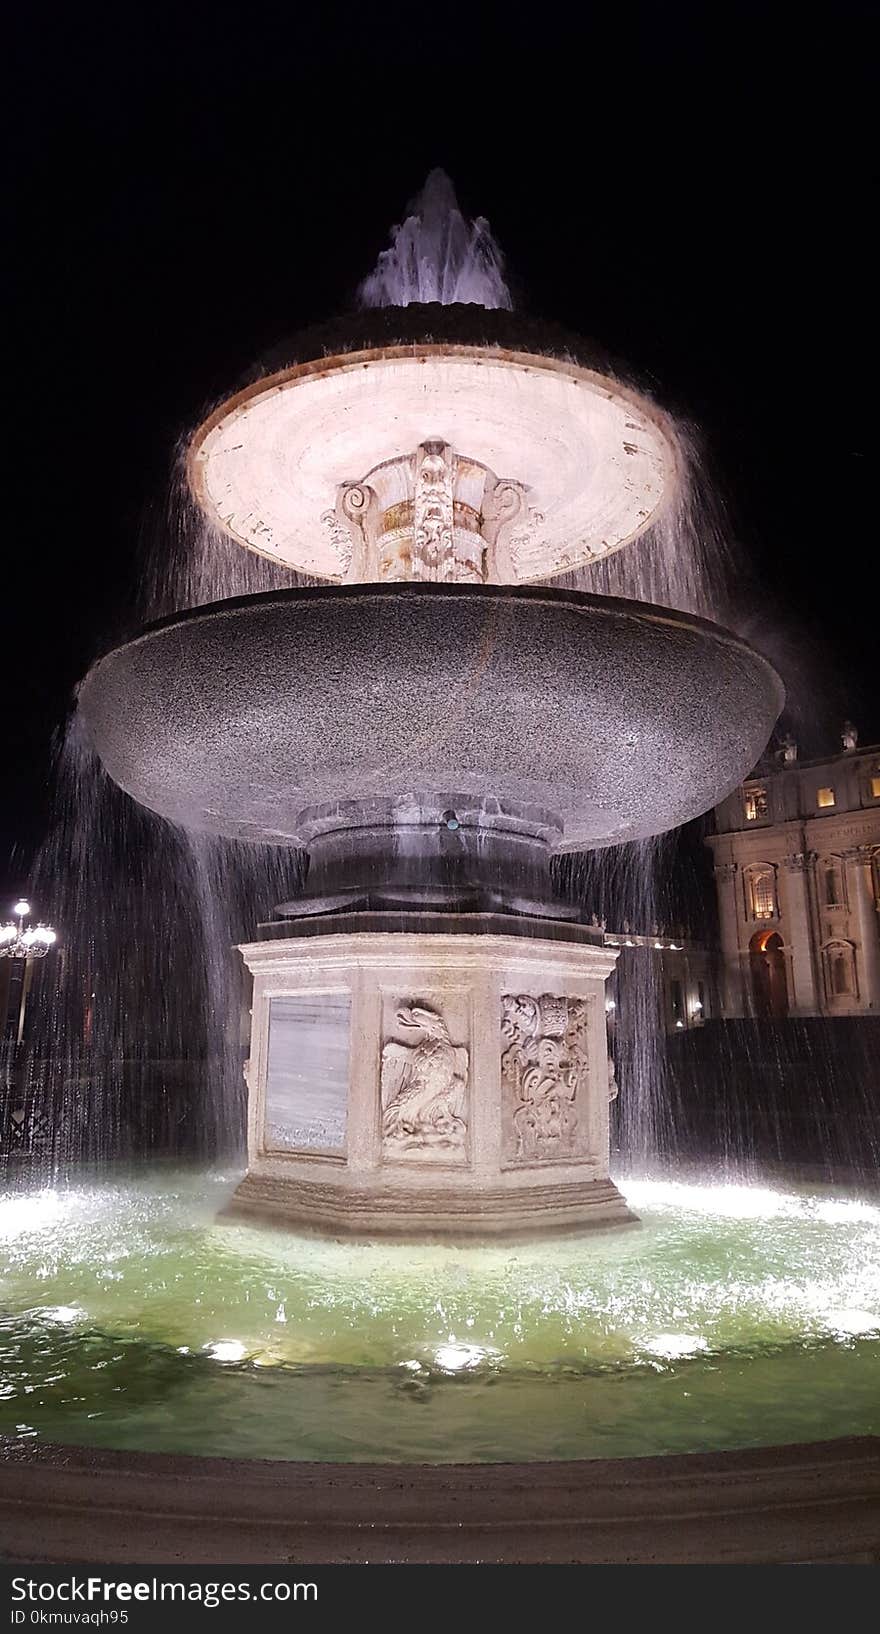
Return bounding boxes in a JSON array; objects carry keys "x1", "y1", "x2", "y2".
[{"x1": 223, "y1": 930, "x2": 633, "y2": 1239}]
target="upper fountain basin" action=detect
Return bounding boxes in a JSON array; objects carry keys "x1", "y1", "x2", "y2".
[
  {"x1": 77, "y1": 584, "x2": 783, "y2": 849},
  {"x1": 188, "y1": 305, "x2": 680, "y2": 584}
]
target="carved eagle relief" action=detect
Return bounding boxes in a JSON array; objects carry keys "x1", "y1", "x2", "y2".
[{"x1": 381, "y1": 1003, "x2": 469, "y2": 1154}]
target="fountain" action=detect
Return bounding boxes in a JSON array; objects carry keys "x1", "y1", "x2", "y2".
[
  {"x1": 77, "y1": 286, "x2": 781, "y2": 1239},
  {"x1": 3, "y1": 178, "x2": 878, "y2": 1564}
]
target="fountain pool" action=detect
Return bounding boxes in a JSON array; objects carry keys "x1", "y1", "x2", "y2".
[{"x1": 2, "y1": 1170, "x2": 877, "y2": 1465}]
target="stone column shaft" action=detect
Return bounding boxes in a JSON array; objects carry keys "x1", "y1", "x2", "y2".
[
  {"x1": 846, "y1": 850, "x2": 880, "y2": 1011},
  {"x1": 782, "y1": 854, "x2": 819, "y2": 1015},
  {"x1": 714, "y1": 863, "x2": 743, "y2": 1017}
]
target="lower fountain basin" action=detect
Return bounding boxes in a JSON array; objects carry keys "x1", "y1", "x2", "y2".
[
  {"x1": 3, "y1": 1169, "x2": 877, "y2": 1562},
  {"x1": 1, "y1": 1169, "x2": 877, "y2": 1465},
  {"x1": 76, "y1": 584, "x2": 783, "y2": 849}
]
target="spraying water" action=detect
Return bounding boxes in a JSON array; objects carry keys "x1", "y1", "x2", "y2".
[{"x1": 359, "y1": 169, "x2": 513, "y2": 311}]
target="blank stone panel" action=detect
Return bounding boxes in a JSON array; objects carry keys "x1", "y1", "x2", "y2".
[{"x1": 264, "y1": 994, "x2": 350, "y2": 1153}]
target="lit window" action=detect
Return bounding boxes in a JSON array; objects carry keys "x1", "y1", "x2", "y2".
[
  {"x1": 871, "y1": 776, "x2": 880, "y2": 799},
  {"x1": 748, "y1": 867, "x2": 777, "y2": 920},
  {"x1": 744, "y1": 787, "x2": 768, "y2": 821},
  {"x1": 817, "y1": 787, "x2": 836, "y2": 808}
]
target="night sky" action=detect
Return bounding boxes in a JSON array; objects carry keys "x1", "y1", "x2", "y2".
[{"x1": 5, "y1": 3, "x2": 876, "y2": 901}]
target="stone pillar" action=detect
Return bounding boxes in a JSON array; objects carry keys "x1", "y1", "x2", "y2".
[
  {"x1": 713, "y1": 863, "x2": 743, "y2": 1016},
  {"x1": 781, "y1": 853, "x2": 819, "y2": 1015},
  {"x1": 844, "y1": 848, "x2": 880, "y2": 1011}
]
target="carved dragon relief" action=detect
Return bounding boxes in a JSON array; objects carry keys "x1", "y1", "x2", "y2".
[
  {"x1": 381, "y1": 1003, "x2": 469, "y2": 1157},
  {"x1": 501, "y1": 994, "x2": 593, "y2": 1162}
]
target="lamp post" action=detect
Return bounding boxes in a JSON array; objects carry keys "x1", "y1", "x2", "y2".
[
  {"x1": 0, "y1": 899, "x2": 57, "y2": 962},
  {"x1": 1, "y1": 900, "x2": 57, "y2": 1055}
]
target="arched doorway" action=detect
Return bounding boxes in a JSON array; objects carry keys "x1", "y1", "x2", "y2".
[{"x1": 749, "y1": 929, "x2": 789, "y2": 1019}]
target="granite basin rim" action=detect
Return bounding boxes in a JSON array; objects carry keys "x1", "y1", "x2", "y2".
[
  {"x1": 1, "y1": 1435, "x2": 877, "y2": 1564},
  {"x1": 77, "y1": 583, "x2": 784, "y2": 850}
]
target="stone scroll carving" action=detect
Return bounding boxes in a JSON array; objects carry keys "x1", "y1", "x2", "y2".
[
  {"x1": 321, "y1": 481, "x2": 377, "y2": 580},
  {"x1": 381, "y1": 1003, "x2": 469, "y2": 1155},
  {"x1": 501, "y1": 994, "x2": 591, "y2": 1162},
  {"x1": 482, "y1": 478, "x2": 543, "y2": 581}
]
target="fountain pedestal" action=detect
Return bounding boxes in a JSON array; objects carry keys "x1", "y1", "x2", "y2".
[{"x1": 224, "y1": 929, "x2": 631, "y2": 1236}]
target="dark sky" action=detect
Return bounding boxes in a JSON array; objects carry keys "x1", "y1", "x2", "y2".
[{"x1": 4, "y1": 2, "x2": 877, "y2": 900}]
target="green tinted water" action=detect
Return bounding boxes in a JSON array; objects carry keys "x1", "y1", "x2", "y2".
[{"x1": 1, "y1": 1170, "x2": 877, "y2": 1461}]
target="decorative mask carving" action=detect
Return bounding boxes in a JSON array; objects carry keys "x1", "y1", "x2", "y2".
[
  {"x1": 412, "y1": 442, "x2": 456, "y2": 579},
  {"x1": 329, "y1": 443, "x2": 542, "y2": 585},
  {"x1": 501, "y1": 993, "x2": 591, "y2": 1161},
  {"x1": 381, "y1": 1002, "x2": 469, "y2": 1154}
]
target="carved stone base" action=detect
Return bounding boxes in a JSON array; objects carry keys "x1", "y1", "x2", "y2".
[
  {"x1": 221, "y1": 1171, "x2": 632, "y2": 1238},
  {"x1": 231, "y1": 929, "x2": 633, "y2": 1240}
]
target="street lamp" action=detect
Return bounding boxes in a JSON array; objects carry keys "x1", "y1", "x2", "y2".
[{"x1": 0, "y1": 900, "x2": 57, "y2": 960}]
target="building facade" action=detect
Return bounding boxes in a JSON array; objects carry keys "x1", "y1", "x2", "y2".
[
  {"x1": 659, "y1": 945, "x2": 716, "y2": 1033},
  {"x1": 601, "y1": 932, "x2": 717, "y2": 1038},
  {"x1": 707, "y1": 732, "x2": 880, "y2": 1018}
]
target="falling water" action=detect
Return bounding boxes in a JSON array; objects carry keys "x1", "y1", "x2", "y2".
[
  {"x1": 10, "y1": 177, "x2": 871, "y2": 1192},
  {"x1": 562, "y1": 421, "x2": 738, "y2": 626},
  {"x1": 13, "y1": 717, "x2": 307, "y2": 1175},
  {"x1": 18, "y1": 723, "x2": 208, "y2": 1173},
  {"x1": 185, "y1": 834, "x2": 306, "y2": 1156},
  {"x1": 359, "y1": 169, "x2": 513, "y2": 311},
  {"x1": 140, "y1": 453, "x2": 311, "y2": 620},
  {"x1": 554, "y1": 838, "x2": 676, "y2": 1165}
]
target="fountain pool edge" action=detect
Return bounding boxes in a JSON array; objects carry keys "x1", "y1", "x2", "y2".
[{"x1": 1, "y1": 1435, "x2": 877, "y2": 1564}]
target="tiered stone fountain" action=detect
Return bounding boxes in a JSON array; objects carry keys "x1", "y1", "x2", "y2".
[
  {"x1": 10, "y1": 188, "x2": 875, "y2": 1570},
  {"x1": 79, "y1": 303, "x2": 783, "y2": 1237}
]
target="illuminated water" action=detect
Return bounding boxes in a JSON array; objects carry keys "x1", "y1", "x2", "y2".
[
  {"x1": 359, "y1": 168, "x2": 512, "y2": 311},
  {"x1": 1, "y1": 1171, "x2": 877, "y2": 1463}
]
